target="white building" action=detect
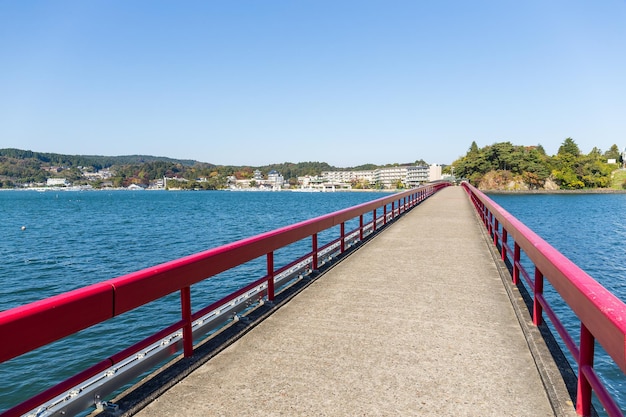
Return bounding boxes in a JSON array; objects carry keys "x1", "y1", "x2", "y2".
[
  {"x1": 405, "y1": 166, "x2": 431, "y2": 187},
  {"x1": 429, "y1": 164, "x2": 442, "y2": 181},
  {"x1": 46, "y1": 178, "x2": 70, "y2": 187},
  {"x1": 321, "y1": 170, "x2": 374, "y2": 184},
  {"x1": 297, "y1": 175, "x2": 325, "y2": 188},
  {"x1": 321, "y1": 164, "x2": 442, "y2": 189},
  {"x1": 266, "y1": 170, "x2": 285, "y2": 189},
  {"x1": 372, "y1": 166, "x2": 408, "y2": 188}
]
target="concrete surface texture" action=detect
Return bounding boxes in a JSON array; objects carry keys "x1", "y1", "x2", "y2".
[{"x1": 132, "y1": 186, "x2": 560, "y2": 416}]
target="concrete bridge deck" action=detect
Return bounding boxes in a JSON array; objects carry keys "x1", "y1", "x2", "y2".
[{"x1": 125, "y1": 186, "x2": 574, "y2": 416}]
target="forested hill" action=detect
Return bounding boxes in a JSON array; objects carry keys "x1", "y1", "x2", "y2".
[
  {"x1": 451, "y1": 138, "x2": 624, "y2": 190},
  {"x1": 0, "y1": 148, "x2": 199, "y2": 169}
]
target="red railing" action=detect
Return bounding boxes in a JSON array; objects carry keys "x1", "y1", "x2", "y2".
[
  {"x1": 462, "y1": 182, "x2": 626, "y2": 417},
  {"x1": 0, "y1": 182, "x2": 450, "y2": 417}
]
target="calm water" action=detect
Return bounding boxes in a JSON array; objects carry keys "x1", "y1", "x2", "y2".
[
  {"x1": 0, "y1": 189, "x2": 390, "y2": 413},
  {"x1": 1, "y1": 190, "x2": 625, "y2": 415},
  {"x1": 489, "y1": 192, "x2": 626, "y2": 415}
]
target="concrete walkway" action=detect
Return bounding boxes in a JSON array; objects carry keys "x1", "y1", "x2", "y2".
[{"x1": 130, "y1": 186, "x2": 566, "y2": 416}]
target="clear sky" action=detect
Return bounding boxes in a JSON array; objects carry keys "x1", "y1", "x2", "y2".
[{"x1": 1, "y1": 1, "x2": 625, "y2": 167}]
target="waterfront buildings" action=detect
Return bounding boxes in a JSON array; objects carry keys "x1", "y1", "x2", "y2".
[
  {"x1": 46, "y1": 178, "x2": 70, "y2": 187},
  {"x1": 320, "y1": 164, "x2": 442, "y2": 189}
]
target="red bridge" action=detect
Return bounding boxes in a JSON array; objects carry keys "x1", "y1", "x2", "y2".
[{"x1": 1, "y1": 183, "x2": 625, "y2": 416}]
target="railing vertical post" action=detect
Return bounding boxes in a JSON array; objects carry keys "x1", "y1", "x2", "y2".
[
  {"x1": 501, "y1": 229, "x2": 508, "y2": 261},
  {"x1": 513, "y1": 243, "x2": 520, "y2": 285},
  {"x1": 533, "y1": 267, "x2": 543, "y2": 326},
  {"x1": 483, "y1": 204, "x2": 488, "y2": 226},
  {"x1": 312, "y1": 233, "x2": 318, "y2": 270},
  {"x1": 180, "y1": 286, "x2": 193, "y2": 357},
  {"x1": 576, "y1": 323, "x2": 595, "y2": 417},
  {"x1": 340, "y1": 222, "x2": 345, "y2": 253},
  {"x1": 392, "y1": 201, "x2": 395, "y2": 219},
  {"x1": 493, "y1": 218, "x2": 499, "y2": 246},
  {"x1": 481, "y1": 204, "x2": 485, "y2": 223},
  {"x1": 383, "y1": 205, "x2": 387, "y2": 225},
  {"x1": 267, "y1": 251, "x2": 275, "y2": 301},
  {"x1": 359, "y1": 215, "x2": 364, "y2": 241}
]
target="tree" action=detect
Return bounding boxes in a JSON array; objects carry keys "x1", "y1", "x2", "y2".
[
  {"x1": 557, "y1": 137, "x2": 580, "y2": 157},
  {"x1": 468, "y1": 141, "x2": 479, "y2": 155},
  {"x1": 604, "y1": 144, "x2": 620, "y2": 161},
  {"x1": 536, "y1": 144, "x2": 546, "y2": 155}
]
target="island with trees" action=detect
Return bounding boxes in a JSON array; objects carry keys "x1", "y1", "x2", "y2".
[{"x1": 449, "y1": 138, "x2": 625, "y2": 191}]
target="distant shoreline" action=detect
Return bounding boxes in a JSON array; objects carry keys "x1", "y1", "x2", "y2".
[{"x1": 0, "y1": 187, "x2": 398, "y2": 193}]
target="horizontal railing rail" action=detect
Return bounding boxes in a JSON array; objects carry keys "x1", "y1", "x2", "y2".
[
  {"x1": 0, "y1": 182, "x2": 450, "y2": 417},
  {"x1": 462, "y1": 182, "x2": 626, "y2": 417}
]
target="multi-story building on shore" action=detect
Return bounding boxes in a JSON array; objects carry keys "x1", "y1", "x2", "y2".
[
  {"x1": 321, "y1": 164, "x2": 442, "y2": 189},
  {"x1": 320, "y1": 170, "x2": 375, "y2": 184}
]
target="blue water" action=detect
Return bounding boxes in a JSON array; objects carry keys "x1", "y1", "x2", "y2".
[
  {"x1": 0, "y1": 189, "x2": 390, "y2": 413},
  {"x1": 2, "y1": 190, "x2": 626, "y2": 415},
  {"x1": 489, "y1": 192, "x2": 626, "y2": 415}
]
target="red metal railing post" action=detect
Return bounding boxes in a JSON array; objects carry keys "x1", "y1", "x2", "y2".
[
  {"x1": 340, "y1": 222, "x2": 345, "y2": 253},
  {"x1": 576, "y1": 323, "x2": 595, "y2": 416},
  {"x1": 513, "y1": 243, "x2": 520, "y2": 285},
  {"x1": 501, "y1": 229, "x2": 508, "y2": 261},
  {"x1": 267, "y1": 252, "x2": 275, "y2": 301},
  {"x1": 533, "y1": 267, "x2": 543, "y2": 326},
  {"x1": 392, "y1": 201, "x2": 396, "y2": 219},
  {"x1": 312, "y1": 233, "x2": 318, "y2": 270},
  {"x1": 493, "y1": 218, "x2": 499, "y2": 246},
  {"x1": 383, "y1": 205, "x2": 388, "y2": 225},
  {"x1": 359, "y1": 215, "x2": 364, "y2": 241},
  {"x1": 483, "y1": 204, "x2": 488, "y2": 227},
  {"x1": 180, "y1": 286, "x2": 193, "y2": 357}
]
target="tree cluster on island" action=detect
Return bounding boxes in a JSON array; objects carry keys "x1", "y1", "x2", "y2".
[
  {"x1": 0, "y1": 148, "x2": 428, "y2": 190},
  {"x1": 449, "y1": 138, "x2": 624, "y2": 190}
]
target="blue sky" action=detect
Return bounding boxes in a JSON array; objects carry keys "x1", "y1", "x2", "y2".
[{"x1": 1, "y1": 1, "x2": 625, "y2": 167}]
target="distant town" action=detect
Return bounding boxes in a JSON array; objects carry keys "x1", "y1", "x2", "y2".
[
  {"x1": 0, "y1": 148, "x2": 447, "y2": 191},
  {"x1": 29, "y1": 165, "x2": 445, "y2": 192}
]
